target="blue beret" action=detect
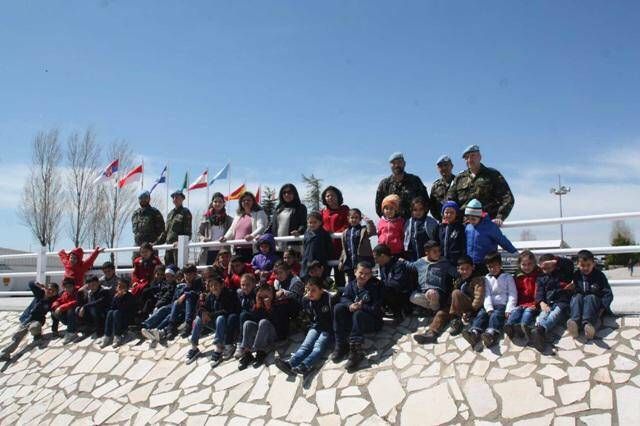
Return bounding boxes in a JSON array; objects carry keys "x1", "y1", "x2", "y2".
[
  {"x1": 436, "y1": 155, "x2": 452, "y2": 165},
  {"x1": 170, "y1": 190, "x2": 186, "y2": 199},
  {"x1": 462, "y1": 144, "x2": 480, "y2": 158},
  {"x1": 388, "y1": 152, "x2": 404, "y2": 162},
  {"x1": 138, "y1": 191, "x2": 150, "y2": 199}
]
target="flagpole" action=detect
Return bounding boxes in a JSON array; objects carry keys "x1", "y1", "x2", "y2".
[
  {"x1": 205, "y1": 167, "x2": 210, "y2": 211},
  {"x1": 141, "y1": 159, "x2": 144, "y2": 191},
  {"x1": 166, "y1": 164, "x2": 170, "y2": 217},
  {"x1": 187, "y1": 171, "x2": 190, "y2": 209}
]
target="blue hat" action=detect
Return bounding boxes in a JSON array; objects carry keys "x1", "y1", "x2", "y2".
[
  {"x1": 441, "y1": 200, "x2": 460, "y2": 215},
  {"x1": 138, "y1": 191, "x2": 150, "y2": 200},
  {"x1": 388, "y1": 152, "x2": 404, "y2": 162},
  {"x1": 462, "y1": 144, "x2": 480, "y2": 158},
  {"x1": 170, "y1": 189, "x2": 186, "y2": 199},
  {"x1": 464, "y1": 199, "x2": 483, "y2": 217},
  {"x1": 436, "y1": 155, "x2": 452, "y2": 166}
]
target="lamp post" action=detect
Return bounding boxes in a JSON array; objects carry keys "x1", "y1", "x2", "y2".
[{"x1": 550, "y1": 175, "x2": 571, "y2": 244}]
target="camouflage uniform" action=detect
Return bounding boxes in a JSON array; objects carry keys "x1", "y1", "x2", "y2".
[
  {"x1": 131, "y1": 206, "x2": 165, "y2": 246},
  {"x1": 447, "y1": 164, "x2": 514, "y2": 221},
  {"x1": 375, "y1": 173, "x2": 429, "y2": 219},
  {"x1": 156, "y1": 206, "x2": 193, "y2": 265},
  {"x1": 429, "y1": 174, "x2": 456, "y2": 221}
]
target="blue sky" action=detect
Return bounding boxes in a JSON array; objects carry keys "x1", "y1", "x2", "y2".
[{"x1": 1, "y1": 0, "x2": 639, "y2": 253}]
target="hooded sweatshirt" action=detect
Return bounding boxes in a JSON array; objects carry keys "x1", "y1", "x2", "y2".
[
  {"x1": 465, "y1": 215, "x2": 517, "y2": 265},
  {"x1": 436, "y1": 202, "x2": 466, "y2": 265},
  {"x1": 58, "y1": 247, "x2": 101, "y2": 288},
  {"x1": 131, "y1": 255, "x2": 163, "y2": 296},
  {"x1": 251, "y1": 234, "x2": 279, "y2": 272},
  {"x1": 377, "y1": 216, "x2": 405, "y2": 255}
]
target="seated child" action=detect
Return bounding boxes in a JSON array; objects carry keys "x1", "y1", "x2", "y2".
[
  {"x1": 58, "y1": 246, "x2": 102, "y2": 288},
  {"x1": 403, "y1": 196, "x2": 438, "y2": 261},
  {"x1": 462, "y1": 252, "x2": 517, "y2": 349},
  {"x1": 268, "y1": 248, "x2": 301, "y2": 285},
  {"x1": 301, "y1": 212, "x2": 334, "y2": 280},
  {"x1": 447, "y1": 255, "x2": 485, "y2": 336},
  {"x1": 139, "y1": 265, "x2": 167, "y2": 318},
  {"x1": 99, "y1": 261, "x2": 118, "y2": 291},
  {"x1": 238, "y1": 284, "x2": 289, "y2": 370},
  {"x1": 251, "y1": 233, "x2": 279, "y2": 281},
  {"x1": 233, "y1": 273, "x2": 258, "y2": 359},
  {"x1": 338, "y1": 208, "x2": 376, "y2": 282},
  {"x1": 140, "y1": 267, "x2": 180, "y2": 339},
  {"x1": 373, "y1": 244, "x2": 413, "y2": 322},
  {"x1": 100, "y1": 277, "x2": 135, "y2": 348},
  {"x1": 567, "y1": 249, "x2": 613, "y2": 340},
  {"x1": 406, "y1": 241, "x2": 457, "y2": 314},
  {"x1": 226, "y1": 255, "x2": 255, "y2": 290},
  {"x1": 77, "y1": 275, "x2": 111, "y2": 337},
  {"x1": 131, "y1": 242, "x2": 163, "y2": 298},
  {"x1": 0, "y1": 281, "x2": 59, "y2": 361},
  {"x1": 437, "y1": 201, "x2": 466, "y2": 265},
  {"x1": 464, "y1": 199, "x2": 517, "y2": 274},
  {"x1": 212, "y1": 248, "x2": 231, "y2": 281},
  {"x1": 331, "y1": 262, "x2": 383, "y2": 371},
  {"x1": 52, "y1": 277, "x2": 85, "y2": 343},
  {"x1": 504, "y1": 250, "x2": 540, "y2": 341},
  {"x1": 159, "y1": 263, "x2": 203, "y2": 340},
  {"x1": 187, "y1": 275, "x2": 241, "y2": 365},
  {"x1": 377, "y1": 194, "x2": 405, "y2": 256},
  {"x1": 276, "y1": 277, "x2": 333, "y2": 376},
  {"x1": 530, "y1": 254, "x2": 575, "y2": 351},
  {"x1": 273, "y1": 261, "x2": 305, "y2": 305}
]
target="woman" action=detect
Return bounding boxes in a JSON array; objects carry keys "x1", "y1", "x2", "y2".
[
  {"x1": 268, "y1": 183, "x2": 307, "y2": 255},
  {"x1": 198, "y1": 192, "x2": 233, "y2": 265},
  {"x1": 221, "y1": 192, "x2": 268, "y2": 262},
  {"x1": 320, "y1": 186, "x2": 350, "y2": 287}
]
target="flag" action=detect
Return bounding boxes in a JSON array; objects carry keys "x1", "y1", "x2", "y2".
[
  {"x1": 255, "y1": 186, "x2": 261, "y2": 204},
  {"x1": 93, "y1": 159, "x2": 119, "y2": 184},
  {"x1": 225, "y1": 184, "x2": 246, "y2": 201},
  {"x1": 181, "y1": 172, "x2": 188, "y2": 191},
  {"x1": 209, "y1": 162, "x2": 230, "y2": 185},
  {"x1": 118, "y1": 164, "x2": 144, "y2": 188},
  {"x1": 149, "y1": 166, "x2": 167, "y2": 194},
  {"x1": 188, "y1": 170, "x2": 208, "y2": 191}
]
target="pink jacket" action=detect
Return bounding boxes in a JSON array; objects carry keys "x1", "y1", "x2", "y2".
[{"x1": 377, "y1": 217, "x2": 405, "y2": 255}]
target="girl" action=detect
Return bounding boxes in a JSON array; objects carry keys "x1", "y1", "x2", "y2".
[
  {"x1": 221, "y1": 192, "x2": 268, "y2": 262},
  {"x1": 377, "y1": 194, "x2": 405, "y2": 256},
  {"x1": 198, "y1": 192, "x2": 233, "y2": 265},
  {"x1": 338, "y1": 208, "x2": 376, "y2": 282},
  {"x1": 504, "y1": 250, "x2": 540, "y2": 342},
  {"x1": 268, "y1": 184, "x2": 308, "y2": 254},
  {"x1": 301, "y1": 212, "x2": 334, "y2": 280},
  {"x1": 403, "y1": 196, "x2": 438, "y2": 261},
  {"x1": 320, "y1": 186, "x2": 349, "y2": 287},
  {"x1": 437, "y1": 201, "x2": 466, "y2": 265}
]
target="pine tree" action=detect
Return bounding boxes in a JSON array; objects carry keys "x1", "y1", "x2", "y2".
[
  {"x1": 605, "y1": 221, "x2": 639, "y2": 267},
  {"x1": 302, "y1": 174, "x2": 323, "y2": 212},
  {"x1": 260, "y1": 186, "x2": 277, "y2": 220}
]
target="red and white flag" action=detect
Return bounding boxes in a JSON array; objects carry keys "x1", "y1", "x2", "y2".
[
  {"x1": 118, "y1": 164, "x2": 143, "y2": 188},
  {"x1": 255, "y1": 186, "x2": 261, "y2": 204},
  {"x1": 93, "y1": 159, "x2": 119, "y2": 184},
  {"x1": 188, "y1": 169, "x2": 208, "y2": 191}
]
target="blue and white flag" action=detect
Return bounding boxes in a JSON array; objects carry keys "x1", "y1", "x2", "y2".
[
  {"x1": 209, "y1": 162, "x2": 230, "y2": 185},
  {"x1": 149, "y1": 166, "x2": 167, "y2": 194}
]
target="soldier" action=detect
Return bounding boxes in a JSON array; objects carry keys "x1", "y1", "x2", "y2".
[
  {"x1": 429, "y1": 155, "x2": 456, "y2": 221},
  {"x1": 447, "y1": 145, "x2": 514, "y2": 226},
  {"x1": 132, "y1": 191, "x2": 165, "y2": 247},
  {"x1": 375, "y1": 152, "x2": 429, "y2": 219},
  {"x1": 156, "y1": 190, "x2": 193, "y2": 266}
]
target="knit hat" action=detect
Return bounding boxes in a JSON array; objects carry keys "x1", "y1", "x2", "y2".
[
  {"x1": 164, "y1": 268, "x2": 176, "y2": 276},
  {"x1": 441, "y1": 200, "x2": 460, "y2": 216},
  {"x1": 381, "y1": 194, "x2": 401, "y2": 211},
  {"x1": 464, "y1": 199, "x2": 483, "y2": 217}
]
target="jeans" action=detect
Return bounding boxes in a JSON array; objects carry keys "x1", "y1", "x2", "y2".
[
  {"x1": 471, "y1": 306, "x2": 506, "y2": 334},
  {"x1": 190, "y1": 315, "x2": 214, "y2": 346},
  {"x1": 167, "y1": 296, "x2": 196, "y2": 330},
  {"x1": 570, "y1": 294, "x2": 602, "y2": 326},
  {"x1": 104, "y1": 310, "x2": 128, "y2": 337},
  {"x1": 214, "y1": 314, "x2": 239, "y2": 346},
  {"x1": 82, "y1": 306, "x2": 106, "y2": 333},
  {"x1": 142, "y1": 305, "x2": 172, "y2": 329},
  {"x1": 241, "y1": 319, "x2": 277, "y2": 352},
  {"x1": 54, "y1": 309, "x2": 77, "y2": 333},
  {"x1": 289, "y1": 328, "x2": 331, "y2": 369},
  {"x1": 536, "y1": 305, "x2": 567, "y2": 331},
  {"x1": 506, "y1": 306, "x2": 537, "y2": 328},
  {"x1": 333, "y1": 303, "x2": 382, "y2": 345},
  {"x1": 19, "y1": 299, "x2": 37, "y2": 324}
]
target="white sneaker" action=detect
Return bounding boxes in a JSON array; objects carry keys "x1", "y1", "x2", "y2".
[
  {"x1": 100, "y1": 336, "x2": 114, "y2": 348},
  {"x1": 141, "y1": 328, "x2": 156, "y2": 341},
  {"x1": 233, "y1": 345, "x2": 243, "y2": 360}
]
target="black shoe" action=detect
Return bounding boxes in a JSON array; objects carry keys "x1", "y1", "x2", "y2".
[
  {"x1": 504, "y1": 324, "x2": 516, "y2": 340},
  {"x1": 211, "y1": 351, "x2": 223, "y2": 367},
  {"x1": 180, "y1": 326, "x2": 192, "y2": 339},
  {"x1": 531, "y1": 326, "x2": 546, "y2": 352},
  {"x1": 392, "y1": 312, "x2": 404, "y2": 325},
  {"x1": 165, "y1": 326, "x2": 177, "y2": 340},
  {"x1": 448, "y1": 318, "x2": 463, "y2": 336},
  {"x1": 275, "y1": 358, "x2": 294, "y2": 375},
  {"x1": 186, "y1": 347, "x2": 200, "y2": 364},
  {"x1": 331, "y1": 343, "x2": 349, "y2": 363},
  {"x1": 238, "y1": 352, "x2": 255, "y2": 370},
  {"x1": 345, "y1": 343, "x2": 364, "y2": 371},
  {"x1": 462, "y1": 329, "x2": 480, "y2": 348},
  {"x1": 413, "y1": 330, "x2": 438, "y2": 344},
  {"x1": 481, "y1": 331, "x2": 497, "y2": 348},
  {"x1": 293, "y1": 364, "x2": 310, "y2": 376},
  {"x1": 253, "y1": 351, "x2": 267, "y2": 368}
]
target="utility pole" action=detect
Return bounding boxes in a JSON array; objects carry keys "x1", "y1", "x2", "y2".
[{"x1": 550, "y1": 175, "x2": 571, "y2": 244}]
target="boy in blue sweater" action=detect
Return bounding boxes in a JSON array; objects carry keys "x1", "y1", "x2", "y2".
[{"x1": 374, "y1": 244, "x2": 414, "y2": 323}]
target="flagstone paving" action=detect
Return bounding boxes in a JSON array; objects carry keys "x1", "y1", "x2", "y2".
[{"x1": 1, "y1": 311, "x2": 639, "y2": 425}]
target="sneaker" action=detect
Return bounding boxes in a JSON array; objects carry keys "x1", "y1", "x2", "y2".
[
  {"x1": 531, "y1": 326, "x2": 546, "y2": 352},
  {"x1": 233, "y1": 346, "x2": 244, "y2": 360},
  {"x1": 186, "y1": 347, "x2": 200, "y2": 364},
  {"x1": 253, "y1": 351, "x2": 267, "y2": 368},
  {"x1": 448, "y1": 318, "x2": 463, "y2": 336},
  {"x1": 584, "y1": 323, "x2": 596, "y2": 340},
  {"x1": 141, "y1": 328, "x2": 157, "y2": 341},
  {"x1": 481, "y1": 331, "x2": 497, "y2": 348},
  {"x1": 566, "y1": 319, "x2": 579, "y2": 338},
  {"x1": 293, "y1": 364, "x2": 310, "y2": 376},
  {"x1": 238, "y1": 352, "x2": 255, "y2": 370},
  {"x1": 462, "y1": 329, "x2": 480, "y2": 348},
  {"x1": 100, "y1": 336, "x2": 114, "y2": 348},
  {"x1": 330, "y1": 343, "x2": 349, "y2": 363},
  {"x1": 413, "y1": 330, "x2": 438, "y2": 344},
  {"x1": 63, "y1": 332, "x2": 78, "y2": 344},
  {"x1": 223, "y1": 345, "x2": 235, "y2": 360},
  {"x1": 345, "y1": 343, "x2": 364, "y2": 372},
  {"x1": 503, "y1": 324, "x2": 516, "y2": 340},
  {"x1": 211, "y1": 351, "x2": 223, "y2": 366},
  {"x1": 165, "y1": 326, "x2": 178, "y2": 341},
  {"x1": 113, "y1": 335, "x2": 126, "y2": 348},
  {"x1": 0, "y1": 351, "x2": 11, "y2": 361},
  {"x1": 275, "y1": 358, "x2": 294, "y2": 375}
]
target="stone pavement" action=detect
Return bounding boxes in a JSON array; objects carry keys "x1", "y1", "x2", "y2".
[{"x1": 0, "y1": 311, "x2": 639, "y2": 426}]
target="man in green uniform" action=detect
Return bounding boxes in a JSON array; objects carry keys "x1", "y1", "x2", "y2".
[
  {"x1": 156, "y1": 190, "x2": 193, "y2": 265},
  {"x1": 375, "y1": 152, "x2": 430, "y2": 219},
  {"x1": 447, "y1": 145, "x2": 514, "y2": 226},
  {"x1": 429, "y1": 155, "x2": 456, "y2": 221},
  {"x1": 132, "y1": 191, "x2": 165, "y2": 246}
]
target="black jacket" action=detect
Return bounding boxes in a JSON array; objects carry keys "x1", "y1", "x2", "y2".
[
  {"x1": 82, "y1": 287, "x2": 110, "y2": 312},
  {"x1": 437, "y1": 222, "x2": 466, "y2": 265},
  {"x1": 23, "y1": 281, "x2": 57, "y2": 325},
  {"x1": 301, "y1": 228, "x2": 334, "y2": 279},
  {"x1": 573, "y1": 269, "x2": 613, "y2": 311},
  {"x1": 155, "y1": 280, "x2": 178, "y2": 308},
  {"x1": 535, "y1": 257, "x2": 575, "y2": 308},
  {"x1": 201, "y1": 287, "x2": 241, "y2": 318},
  {"x1": 340, "y1": 278, "x2": 384, "y2": 319},
  {"x1": 302, "y1": 291, "x2": 333, "y2": 333},
  {"x1": 378, "y1": 257, "x2": 413, "y2": 293}
]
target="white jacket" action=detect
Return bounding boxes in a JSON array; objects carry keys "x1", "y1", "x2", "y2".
[
  {"x1": 483, "y1": 272, "x2": 517, "y2": 313},
  {"x1": 224, "y1": 210, "x2": 269, "y2": 240}
]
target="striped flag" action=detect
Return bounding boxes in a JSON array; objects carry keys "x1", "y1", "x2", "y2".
[
  {"x1": 225, "y1": 184, "x2": 246, "y2": 201},
  {"x1": 149, "y1": 166, "x2": 167, "y2": 194},
  {"x1": 255, "y1": 186, "x2": 261, "y2": 204},
  {"x1": 93, "y1": 159, "x2": 119, "y2": 184},
  {"x1": 188, "y1": 170, "x2": 208, "y2": 191},
  {"x1": 118, "y1": 164, "x2": 144, "y2": 188}
]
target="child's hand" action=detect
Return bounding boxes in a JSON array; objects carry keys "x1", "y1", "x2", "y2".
[
  {"x1": 291, "y1": 230, "x2": 300, "y2": 237},
  {"x1": 245, "y1": 235, "x2": 255, "y2": 242},
  {"x1": 462, "y1": 313, "x2": 471, "y2": 322},
  {"x1": 492, "y1": 218, "x2": 503, "y2": 227},
  {"x1": 178, "y1": 294, "x2": 186, "y2": 304},
  {"x1": 219, "y1": 237, "x2": 227, "y2": 243},
  {"x1": 505, "y1": 311, "x2": 510, "y2": 319}
]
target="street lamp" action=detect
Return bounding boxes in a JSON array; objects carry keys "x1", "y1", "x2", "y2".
[{"x1": 550, "y1": 175, "x2": 571, "y2": 244}]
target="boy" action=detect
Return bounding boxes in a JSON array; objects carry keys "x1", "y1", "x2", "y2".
[
  {"x1": 234, "y1": 273, "x2": 258, "y2": 359},
  {"x1": 52, "y1": 277, "x2": 85, "y2": 343},
  {"x1": 158, "y1": 263, "x2": 203, "y2": 340},
  {"x1": 58, "y1": 246, "x2": 103, "y2": 288},
  {"x1": 139, "y1": 265, "x2": 166, "y2": 318},
  {"x1": 77, "y1": 275, "x2": 110, "y2": 337},
  {"x1": 377, "y1": 194, "x2": 405, "y2": 256},
  {"x1": 301, "y1": 211, "x2": 334, "y2": 280},
  {"x1": 373, "y1": 244, "x2": 413, "y2": 323},
  {"x1": 276, "y1": 277, "x2": 333, "y2": 376},
  {"x1": 462, "y1": 252, "x2": 517, "y2": 349},
  {"x1": 140, "y1": 267, "x2": 179, "y2": 339},
  {"x1": 100, "y1": 277, "x2": 135, "y2": 348},
  {"x1": 0, "y1": 281, "x2": 59, "y2": 361},
  {"x1": 226, "y1": 255, "x2": 255, "y2": 290},
  {"x1": 331, "y1": 262, "x2": 383, "y2": 371},
  {"x1": 99, "y1": 261, "x2": 118, "y2": 291},
  {"x1": 504, "y1": 251, "x2": 540, "y2": 341},
  {"x1": 530, "y1": 254, "x2": 575, "y2": 351},
  {"x1": 437, "y1": 201, "x2": 466, "y2": 265},
  {"x1": 251, "y1": 233, "x2": 279, "y2": 277},
  {"x1": 403, "y1": 197, "x2": 438, "y2": 261},
  {"x1": 447, "y1": 255, "x2": 485, "y2": 336},
  {"x1": 338, "y1": 208, "x2": 375, "y2": 282},
  {"x1": 568, "y1": 250, "x2": 613, "y2": 340},
  {"x1": 268, "y1": 248, "x2": 301, "y2": 285}
]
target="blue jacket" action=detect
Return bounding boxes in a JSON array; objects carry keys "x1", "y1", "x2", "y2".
[
  {"x1": 301, "y1": 227, "x2": 334, "y2": 279},
  {"x1": 251, "y1": 233, "x2": 279, "y2": 272},
  {"x1": 437, "y1": 222, "x2": 466, "y2": 265},
  {"x1": 573, "y1": 268, "x2": 613, "y2": 312},
  {"x1": 535, "y1": 257, "x2": 575, "y2": 308},
  {"x1": 302, "y1": 291, "x2": 333, "y2": 333},
  {"x1": 465, "y1": 215, "x2": 517, "y2": 264},
  {"x1": 403, "y1": 257, "x2": 457, "y2": 296},
  {"x1": 403, "y1": 215, "x2": 439, "y2": 261},
  {"x1": 340, "y1": 278, "x2": 383, "y2": 319},
  {"x1": 378, "y1": 257, "x2": 414, "y2": 293},
  {"x1": 201, "y1": 287, "x2": 240, "y2": 318}
]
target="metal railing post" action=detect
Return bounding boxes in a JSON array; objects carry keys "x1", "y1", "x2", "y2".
[
  {"x1": 177, "y1": 235, "x2": 189, "y2": 269},
  {"x1": 36, "y1": 246, "x2": 47, "y2": 284}
]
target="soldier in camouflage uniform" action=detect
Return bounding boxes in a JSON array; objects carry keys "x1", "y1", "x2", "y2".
[
  {"x1": 375, "y1": 152, "x2": 429, "y2": 219},
  {"x1": 429, "y1": 155, "x2": 456, "y2": 221},
  {"x1": 132, "y1": 191, "x2": 165, "y2": 247},
  {"x1": 447, "y1": 145, "x2": 514, "y2": 225},
  {"x1": 156, "y1": 190, "x2": 193, "y2": 265}
]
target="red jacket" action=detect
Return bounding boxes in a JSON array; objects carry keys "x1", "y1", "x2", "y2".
[
  {"x1": 322, "y1": 206, "x2": 350, "y2": 260},
  {"x1": 58, "y1": 247, "x2": 101, "y2": 289},
  {"x1": 225, "y1": 263, "x2": 254, "y2": 290},
  {"x1": 131, "y1": 255, "x2": 163, "y2": 296},
  {"x1": 377, "y1": 216, "x2": 405, "y2": 255},
  {"x1": 52, "y1": 290, "x2": 83, "y2": 313},
  {"x1": 515, "y1": 268, "x2": 541, "y2": 309}
]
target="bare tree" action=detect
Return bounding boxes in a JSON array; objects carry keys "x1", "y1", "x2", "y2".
[
  {"x1": 66, "y1": 128, "x2": 100, "y2": 247},
  {"x1": 18, "y1": 129, "x2": 64, "y2": 250},
  {"x1": 87, "y1": 184, "x2": 110, "y2": 248},
  {"x1": 302, "y1": 174, "x2": 323, "y2": 212}
]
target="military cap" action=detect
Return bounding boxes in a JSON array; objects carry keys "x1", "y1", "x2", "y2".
[
  {"x1": 462, "y1": 144, "x2": 480, "y2": 158},
  {"x1": 388, "y1": 152, "x2": 404, "y2": 162},
  {"x1": 436, "y1": 155, "x2": 452, "y2": 165},
  {"x1": 138, "y1": 190, "x2": 151, "y2": 200},
  {"x1": 170, "y1": 190, "x2": 186, "y2": 199}
]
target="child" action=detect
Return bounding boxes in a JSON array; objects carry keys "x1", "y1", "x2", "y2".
[
  {"x1": 273, "y1": 261, "x2": 305, "y2": 306},
  {"x1": 212, "y1": 248, "x2": 231, "y2": 281},
  {"x1": 99, "y1": 261, "x2": 118, "y2": 291},
  {"x1": 301, "y1": 212, "x2": 334, "y2": 280},
  {"x1": 100, "y1": 277, "x2": 135, "y2": 348},
  {"x1": 403, "y1": 197, "x2": 438, "y2": 261},
  {"x1": 568, "y1": 250, "x2": 613, "y2": 340},
  {"x1": 464, "y1": 199, "x2": 517, "y2": 274},
  {"x1": 58, "y1": 246, "x2": 103, "y2": 288},
  {"x1": 462, "y1": 252, "x2": 517, "y2": 349},
  {"x1": 530, "y1": 254, "x2": 575, "y2": 351},
  {"x1": 251, "y1": 233, "x2": 279, "y2": 278},
  {"x1": 225, "y1": 255, "x2": 255, "y2": 290},
  {"x1": 140, "y1": 267, "x2": 180, "y2": 340},
  {"x1": 338, "y1": 208, "x2": 376, "y2": 282},
  {"x1": 238, "y1": 284, "x2": 288, "y2": 370},
  {"x1": 504, "y1": 251, "x2": 540, "y2": 341},
  {"x1": 268, "y1": 249, "x2": 301, "y2": 285},
  {"x1": 77, "y1": 275, "x2": 110, "y2": 337},
  {"x1": 447, "y1": 255, "x2": 485, "y2": 336},
  {"x1": 0, "y1": 281, "x2": 59, "y2": 361},
  {"x1": 377, "y1": 194, "x2": 405, "y2": 256},
  {"x1": 331, "y1": 262, "x2": 383, "y2": 371},
  {"x1": 160, "y1": 263, "x2": 203, "y2": 339},
  {"x1": 52, "y1": 278, "x2": 85, "y2": 343},
  {"x1": 140, "y1": 265, "x2": 167, "y2": 318},
  {"x1": 373, "y1": 244, "x2": 413, "y2": 322},
  {"x1": 131, "y1": 242, "x2": 163, "y2": 297},
  {"x1": 233, "y1": 273, "x2": 258, "y2": 359},
  {"x1": 437, "y1": 201, "x2": 466, "y2": 265},
  {"x1": 187, "y1": 275, "x2": 241, "y2": 365},
  {"x1": 276, "y1": 277, "x2": 333, "y2": 376}
]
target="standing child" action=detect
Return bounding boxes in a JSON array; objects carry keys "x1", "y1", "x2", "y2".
[
  {"x1": 373, "y1": 244, "x2": 413, "y2": 323},
  {"x1": 301, "y1": 212, "x2": 334, "y2": 280},
  {"x1": 377, "y1": 194, "x2": 405, "y2": 256},
  {"x1": 100, "y1": 277, "x2": 135, "y2": 348},
  {"x1": 447, "y1": 255, "x2": 485, "y2": 336},
  {"x1": 338, "y1": 208, "x2": 376, "y2": 282},
  {"x1": 77, "y1": 275, "x2": 111, "y2": 337},
  {"x1": 567, "y1": 250, "x2": 613, "y2": 340},
  {"x1": 504, "y1": 251, "x2": 540, "y2": 342},
  {"x1": 276, "y1": 277, "x2": 333, "y2": 376},
  {"x1": 58, "y1": 246, "x2": 103, "y2": 288},
  {"x1": 462, "y1": 252, "x2": 517, "y2": 349},
  {"x1": 251, "y1": 233, "x2": 279, "y2": 283},
  {"x1": 52, "y1": 278, "x2": 85, "y2": 343},
  {"x1": 403, "y1": 197, "x2": 438, "y2": 261},
  {"x1": 437, "y1": 201, "x2": 466, "y2": 265},
  {"x1": 0, "y1": 281, "x2": 59, "y2": 361}
]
